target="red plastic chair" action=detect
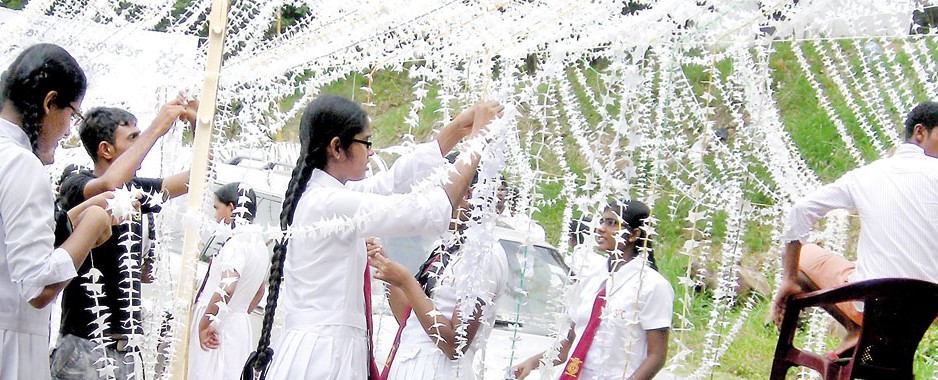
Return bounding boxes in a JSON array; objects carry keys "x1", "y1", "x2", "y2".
[{"x1": 770, "y1": 278, "x2": 938, "y2": 380}]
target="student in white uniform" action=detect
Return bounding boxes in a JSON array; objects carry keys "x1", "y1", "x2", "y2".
[
  {"x1": 370, "y1": 177, "x2": 510, "y2": 380},
  {"x1": 242, "y1": 95, "x2": 501, "y2": 379},
  {"x1": 188, "y1": 182, "x2": 270, "y2": 380},
  {"x1": 0, "y1": 44, "x2": 112, "y2": 380},
  {"x1": 513, "y1": 200, "x2": 673, "y2": 380}
]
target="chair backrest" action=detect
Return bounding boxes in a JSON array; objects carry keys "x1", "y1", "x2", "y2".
[{"x1": 850, "y1": 279, "x2": 938, "y2": 378}]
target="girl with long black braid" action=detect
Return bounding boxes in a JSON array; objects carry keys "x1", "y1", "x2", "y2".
[
  {"x1": 243, "y1": 95, "x2": 501, "y2": 379},
  {"x1": 0, "y1": 44, "x2": 113, "y2": 379}
]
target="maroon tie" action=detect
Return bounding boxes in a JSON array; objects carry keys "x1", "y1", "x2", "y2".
[
  {"x1": 379, "y1": 306, "x2": 412, "y2": 380},
  {"x1": 559, "y1": 282, "x2": 607, "y2": 380},
  {"x1": 364, "y1": 264, "x2": 379, "y2": 380}
]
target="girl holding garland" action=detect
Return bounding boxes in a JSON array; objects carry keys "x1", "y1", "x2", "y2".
[{"x1": 244, "y1": 95, "x2": 501, "y2": 379}]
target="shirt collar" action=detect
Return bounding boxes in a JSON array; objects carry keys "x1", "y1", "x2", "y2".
[
  {"x1": 308, "y1": 168, "x2": 344, "y2": 189},
  {"x1": 606, "y1": 256, "x2": 651, "y2": 294},
  {"x1": 894, "y1": 143, "x2": 925, "y2": 158},
  {"x1": 0, "y1": 117, "x2": 30, "y2": 150}
]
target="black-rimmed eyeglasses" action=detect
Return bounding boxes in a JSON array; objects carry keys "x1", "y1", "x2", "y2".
[
  {"x1": 67, "y1": 105, "x2": 84, "y2": 126},
  {"x1": 351, "y1": 138, "x2": 373, "y2": 149}
]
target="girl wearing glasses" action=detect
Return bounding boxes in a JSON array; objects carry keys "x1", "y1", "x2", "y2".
[
  {"x1": 244, "y1": 95, "x2": 502, "y2": 379},
  {"x1": 0, "y1": 44, "x2": 112, "y2": 379},
  {"x1": 513, "y1": 199, "x2": 673, "y2": 380}
]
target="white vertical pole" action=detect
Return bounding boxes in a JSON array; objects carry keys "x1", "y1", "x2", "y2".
[{"x1": 170, "y1": 0, "x2": 229, "y2": 378}]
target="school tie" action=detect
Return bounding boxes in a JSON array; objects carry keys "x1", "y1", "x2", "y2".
[
  {"x1": 380, "y1": 250, "x2": 447, "y2": 379},
  {"x1": 364, "y1": 265, "x2": 380, "y2": 380},
  {"x1": 379, "y1": 306, "x2": 411, "y2": 380},
  {"x1": 559, "y1": 282, "x2": 607, "y2": 380}
]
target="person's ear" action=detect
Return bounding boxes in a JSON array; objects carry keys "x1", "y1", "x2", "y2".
[
  {"x1": 42, "y1": 91, "x2": 59, "y2": 115},
  {"x1": 329, "y1": 137, "x2": 344, "y2": 160},
  {"x1": 626, "y1": 227, "x2": 641, "y2": 244},
  {"x1": 914, "y1": 124, "x2": 927, "y2": 143},
  {"x1": 97, "y1": 141, "x2": 116, "y2": 161}
]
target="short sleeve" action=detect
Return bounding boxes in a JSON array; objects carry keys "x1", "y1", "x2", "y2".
[
  {"x1": 214, "y1": 240, "x2": 248, "y2": 275},
  {"x1": 639, "y1": 277, "x2": 674, "y2": 331}
]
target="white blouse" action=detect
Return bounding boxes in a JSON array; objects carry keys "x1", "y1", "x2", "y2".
[
  {"x1": 565, "y1": 258, "x2": 673, "y2": 380},
  {"x1": 0, "y1": 118, "x2": 77, "y2": 336},
  {"x1": 394, "y1": 241, "x2": 510, "y2": 373},
  {"x1": 282, "y1": 142, "x2": 452, "y2": 331}
]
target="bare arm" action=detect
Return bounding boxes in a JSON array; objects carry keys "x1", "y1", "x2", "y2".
[
  {"x1": 247, "y1": 283, "x2": 264, "y2": 313},
  {"x1": 771, "y1": 241, "x2": 804, "y2": 326},
  {"x1": 198, "y1": 269, "x2": 240, "y2": 350},
  {"x1": 371, "y1": 252, "x2": 484, "y2": 359},
  {"x1": 440, "y1": 101, "x2": 503, "y2": 211},
  {"x1": 81, "y1": 101, "x2": 186, "y2": 199},
  {"x1": 628, "y1": 328, "x2": 669, "y2": 380},
  {"x1": 387, "y1": 285, "x2": 409, "y2": 324},
  {"x1": 160, "y1": 170, "x2": 190, "y2": 200}
]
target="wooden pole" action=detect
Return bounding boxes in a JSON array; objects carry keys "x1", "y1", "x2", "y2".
[{"x1": 170, "y1": 0, "x2": 230, "y2": 378}]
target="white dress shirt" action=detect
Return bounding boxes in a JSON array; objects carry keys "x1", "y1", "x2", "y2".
[
  {"x1": 565, "y1": 258, "x2": 673, "y2": 380},
  {"x1": 783, "y1": 143, "x2": 938, "y2": 283},
  {"x1": 0, "y1": 117, "x2": 78, "y2": 380}
]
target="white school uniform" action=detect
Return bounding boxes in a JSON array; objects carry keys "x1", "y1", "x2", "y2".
[
  {"x1": 387, "y1": 241, "x2": 510, "y2": 380},
  {"x1": 0, "y1": 118, "x2": 79, "y2": 380},
  {"x1": 268, "y1": 142, "x2": 451, "y2": 380},
  {"x1": 563, "y1": 258, "x2": 673, "y2": 380},
  {"x1": 188, "y1": 224, "x2": 270, "y2": 380}
]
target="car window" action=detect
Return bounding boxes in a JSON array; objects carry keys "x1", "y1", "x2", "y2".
[{"x1": 497, "y1": 239, "x2": 569, "y2": 334}]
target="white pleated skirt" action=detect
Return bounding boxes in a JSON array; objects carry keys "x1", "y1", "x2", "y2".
[
  {"x1": 266, "y1": 325, "x2": 369, "y2": 380},
  {"x1": 0, "y1": 329, "x2": 51, "y2": 380},
  {"x1": 187, "y1": 305, "x2": 254, "y2": 380},
  {"x1": 386, "y1": 349, "x2": 478, "y2": 380}
]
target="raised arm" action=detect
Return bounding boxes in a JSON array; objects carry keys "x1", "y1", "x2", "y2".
[
  {"x1": 81, "y1": 99, "x2": 187, "y2": 199},
  {"x1": 439, "y1": 101, "x2": 502, "y2": 211}
]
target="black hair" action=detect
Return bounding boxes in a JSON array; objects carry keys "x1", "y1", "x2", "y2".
[
  {"x1": 214, "y1": 182, "x2": 257, "y2": 223},
  {"x1": 569, "y1": 215, "x2": 592, "y2": 246},
  {"x1": 0, "y1": 43, "x2": 87, "y2": 156},
  {"x1": 605, "y1": 199, "x2": 657, "y2": 271},
  {"x1": 78, "y1": 107, "x2": 137, "y2": 160},
  {"x1": 904, "y1": 101, "x2": 938, "y2": 140},
  {"x1": 244, "y1": 95, "x2": 368, "y2": 378}
]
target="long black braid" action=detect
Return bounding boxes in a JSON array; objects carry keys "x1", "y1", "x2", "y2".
[
  {"x1": 243, "y1": 95, "x2": 367, "y2": 379},
  {"x1": 0, "y1": 44, "x2": 86, "y2": 158}
]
